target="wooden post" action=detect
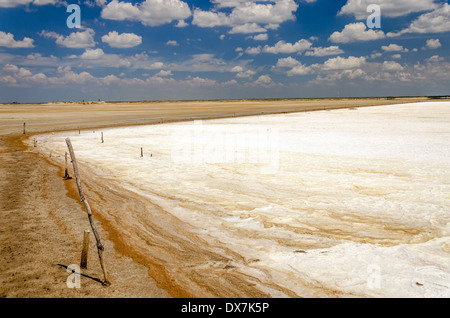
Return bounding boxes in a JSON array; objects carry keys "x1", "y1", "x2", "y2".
[
  {"x1": 65, "y1": 137, "x2": 110, "y2": 286},
  {"x1": 80, "y1": 230, "x2": 90, "y2": 269},
  {"x1": 65, "y1": 152, "x2": 68, "y2": 176},
  {"x1": 23, "y1": 122, "x2": 26, "y2": 135},
  {"x1": 63, "y1": 152, "x2": 72, "y2": 180},
  {"x1": 101, "y1": 132, "x2": 104, "y2": 143},
  {"x1": 141, "y1": 147, "x2": 143, "y2": 158}
]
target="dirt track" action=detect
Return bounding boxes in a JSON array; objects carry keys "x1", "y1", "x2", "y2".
[{"x1": 0, "y1": 134, "x2": 170, "y2": 297}]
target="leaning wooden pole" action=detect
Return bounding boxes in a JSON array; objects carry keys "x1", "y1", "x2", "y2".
[{"x1": 65, "y1": 137, "x2": 110, "y2": 286}]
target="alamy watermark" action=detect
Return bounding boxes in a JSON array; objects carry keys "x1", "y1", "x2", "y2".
[
  {"x1": 366, "y1": 264, "x2": 381, "y2": 289},
  {"x1": 66, "y1": 4, "x2": 81, "y2": 29},
  {"x1": 64, "y1": 3, "x2": 381, "y2": 30},
  {"x1": 170, "y1": 121, "x2": 280, "y2": 174},
  {"x1": 66, "y1": 264, "x2": 81, "y2": 289},
  {"x1": 367, "y1": 4, "x2": 381, "y2": 29}
]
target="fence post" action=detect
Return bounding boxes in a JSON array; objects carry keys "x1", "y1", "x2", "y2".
[
  {"x1": 80, "y1": 230, "x2": 90, "y2": 269},
  {"x1": 64, "y1": 152, "x2": 72, "y2": 180},
  {"x1": 65, "y1": 137, "x2": 110, "y2": 286}
]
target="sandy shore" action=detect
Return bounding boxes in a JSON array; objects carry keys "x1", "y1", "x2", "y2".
[{"x1": 0, "y1": 97, "x2": 440, "y2": 298}]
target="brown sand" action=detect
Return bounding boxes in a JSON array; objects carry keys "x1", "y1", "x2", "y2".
[{"x1": 0, "y1": 97, "x2": 438, "y2": 298}]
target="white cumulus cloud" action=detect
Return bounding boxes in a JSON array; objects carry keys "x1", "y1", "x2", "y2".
[
  {"x1": 276, "y1": 56, "x2": 300, "y2": 68},
  {"x1": 425, "y1": 39, "x2": 442, "y2": 50},
  {"x1": 287, "y1": 63, "x2": 312, "y2": 76},
  {"x1": 81, "y1": 48, "x2": 105, "y2": 60},
  {"x1": 101, "y1": 0, "x2": 191, "y2": 27},
  {"x1": 252, "y1": 33, "x2": 268, "y2": 41},
  {"x1": 381, "y1": 44, "x2": 408, "y2": 52},
  {"x1": 263, "y1": 39, "x2": 312, "y2": 54},
  {"x1": 387, "y1": 4, "x2": 450, "y2": 37},
  {"x1": 304, "y1": 46, "x2": 344, "y2": 57},
  {"x1": 339, "y1": 0, "x2": 438, "y2": 19},
  {"x1": 229, "y1": 23, "x2": 267, "y2": 34},
  {"x1": 329, "y1": 22, "x2": 385, "y2": 43},
  {"x1": 101, "y1": 31, "x2": 142, "y2": 48},
  {"x1": 322, "y1": 56, "x2": 367, "y2": 70},
  {"x1": 382, "y1": 61, "x2": 404, "y2": 71},
  {"x1": 253, "y1": 74, "x2": 274, "y2": 86},
  {"x1": 0, "y1": 31, "x2": 34, "y2": 48},
  {"x1": 192, "y1": 0, "x2": 298, "y2": 34},
  {"x1": 40, "y1": 28, "x2": 96, "y2": 49},
  {"x1": 0, "y1": 0, "x2": 64, "y2": 7}
]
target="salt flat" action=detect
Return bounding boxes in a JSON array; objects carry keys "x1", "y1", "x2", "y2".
[{"x1": 30, "y1": 102, "x2": 450, "y2": 297}]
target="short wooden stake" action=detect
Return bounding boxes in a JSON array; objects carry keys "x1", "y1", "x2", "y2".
[
  {"x1": 65, "y1": 137, "x2": 110, "y2": 286},
  {"x1": 23, "y1": 122, "x2": 26, "y2": 135},
  {"x1": 63, "y1": 152, "x2": 72, "y2": 180},
  {"x1": 141, "y1": 147, "x2": 143, "y2": 158},
  {"x1": 101, "y1": 132, "x2": 104, "y2": 143},
  {"x1": 80, "y1": 230, "x2": 90, "y2": 269}
]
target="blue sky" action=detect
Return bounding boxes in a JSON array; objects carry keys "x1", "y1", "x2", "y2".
[{"x1": 0, "y1": 0, "x2": 449, "y2": 102}]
